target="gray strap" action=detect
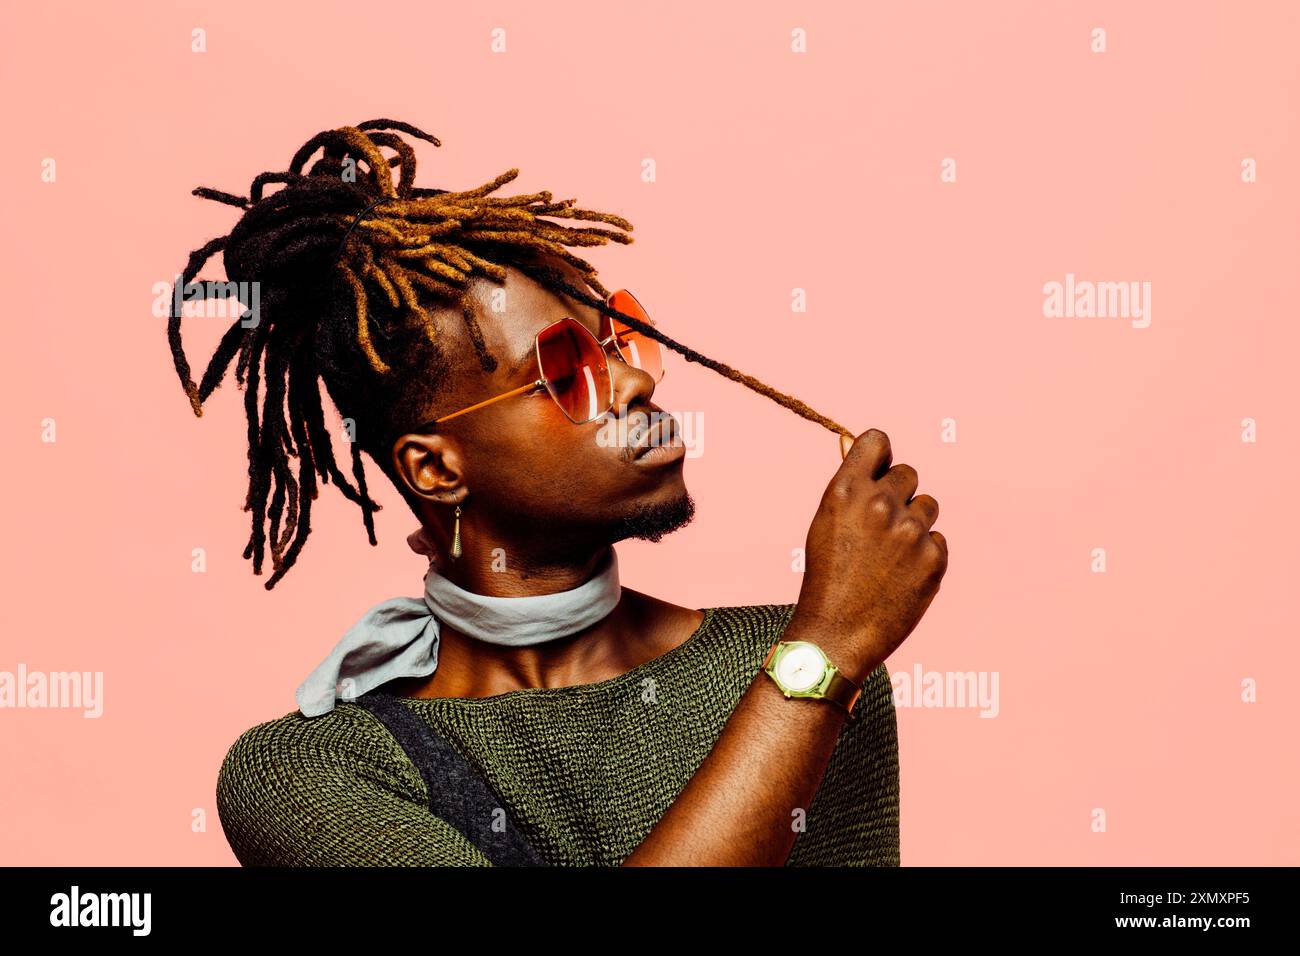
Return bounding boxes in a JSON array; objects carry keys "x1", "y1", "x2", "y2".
[{"x1": 352, "y1": 690, "x2": 549, "y2": 866}]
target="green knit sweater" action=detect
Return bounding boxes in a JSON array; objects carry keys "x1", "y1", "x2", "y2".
[{"x1": 216, "y1": 603, "x2": 900, "y2": 866}]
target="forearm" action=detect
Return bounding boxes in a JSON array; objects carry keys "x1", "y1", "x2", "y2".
[{"x1": 621, "y1": 619, "x2": 876, "y2": 867}]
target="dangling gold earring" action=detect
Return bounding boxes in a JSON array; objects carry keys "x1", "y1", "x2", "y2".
[{"x1": 450, "y1": 503, "x2": 463, "y2": 559}]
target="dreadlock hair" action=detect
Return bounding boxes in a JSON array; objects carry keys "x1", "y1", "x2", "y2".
[{"x1": 167, "y1": 118, "x2": 854, "y2": 590}]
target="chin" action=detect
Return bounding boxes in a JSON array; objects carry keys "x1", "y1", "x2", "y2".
[{"x1": 609, "y1": 485, "x2": 697, "y2": 544}]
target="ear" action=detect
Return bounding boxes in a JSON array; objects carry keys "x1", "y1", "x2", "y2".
[{"x1": 390, "y1": 430, "x2": 466, "y2": 503}]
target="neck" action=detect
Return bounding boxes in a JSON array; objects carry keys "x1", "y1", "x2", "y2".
[
  {"x1": 392, "y1": 525, "x2": 625, "y2": 698},
  {"x1": 419, "y1": 590, "x2": 646, "y2": 698},
  {"x1": 419, "y1": 507, "x2": 616, "y2": 597},
  {"x1": 430, "y1": 539, "x2": 613, "y2": 597},
  {"x1": 392, "y1": 520, "x2": 700, "y2": 699}
]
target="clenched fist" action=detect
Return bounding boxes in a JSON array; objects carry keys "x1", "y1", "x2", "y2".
[{"x1": 788, "y1": 429, "x2": 948, "y2": 682}]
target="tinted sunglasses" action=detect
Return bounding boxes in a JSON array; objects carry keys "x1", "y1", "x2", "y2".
[{"x1": 414, "y1": 289, "x2": 664, "y2": 431}]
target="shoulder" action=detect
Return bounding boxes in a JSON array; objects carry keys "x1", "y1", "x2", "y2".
[
  {"x1": 701, "y1": 602, "x2": 799, "y2": 638},
  {"x1": 626, "y1": 587, "x2": 798, "y2": 644},
  {"x1": 214, "y1": 704, "x2": 427, "y2": 864},
  {"x1": 686, "y1": 602, "x2": 802, "y2": 661},
  {"x1": 617, "y1": 588, "x2": 799, "y2": 666},
  {"x1": 218, "y1": 702, "x2": 417, "y2": 782}
]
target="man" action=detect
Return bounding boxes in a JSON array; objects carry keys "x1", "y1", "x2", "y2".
[{"x1": 170, "y1": 119, "x2": 946, "y2": 865}]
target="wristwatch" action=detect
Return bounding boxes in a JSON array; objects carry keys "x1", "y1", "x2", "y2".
[{"x1": 762, "y1": 640, "x2": 863, "y2": 723}]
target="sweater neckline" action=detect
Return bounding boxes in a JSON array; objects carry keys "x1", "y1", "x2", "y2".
[{"x1": 388, "y1": 606, "x2": 719, "y2": 708}]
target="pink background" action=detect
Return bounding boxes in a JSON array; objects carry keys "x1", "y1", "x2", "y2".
[{"x1": 1, "y1": 1, "x2": 1296, "y2": 865}]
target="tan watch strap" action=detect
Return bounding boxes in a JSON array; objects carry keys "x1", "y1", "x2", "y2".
[{"x1": 823, "y1": 669, "x2": 863, "y2": 723}]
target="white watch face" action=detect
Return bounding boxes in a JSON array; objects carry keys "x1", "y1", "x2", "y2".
[{"x1": 775, "y1": 644, "x2": 826, "y2": 692}]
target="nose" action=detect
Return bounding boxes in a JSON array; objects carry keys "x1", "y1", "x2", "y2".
[{"x1": 608, "y1": 352, "x2": 657, "y2": 417}]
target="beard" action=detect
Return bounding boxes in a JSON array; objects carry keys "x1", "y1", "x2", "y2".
[
  {"x1": 466, "y1": 486, "x2": 698, "y2": 568},
  {"x1": 607, "y1": 488, "x2": 697, "y2": 544}
]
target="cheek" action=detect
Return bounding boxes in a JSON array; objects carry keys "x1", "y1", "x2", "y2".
[
  {"x1": 472, "y1": 412, "x2": 620, "y2": 505},
  {"x1": 527, "y1": 424, "x2": 621, "y2": 490},
  {"x1": 517, "y1": 396, "x2": 617, "y2": 465}
]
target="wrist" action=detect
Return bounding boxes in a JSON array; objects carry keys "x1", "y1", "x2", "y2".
[{"x1": 781, "y1": 611, "x2": 881, "y2": 686}]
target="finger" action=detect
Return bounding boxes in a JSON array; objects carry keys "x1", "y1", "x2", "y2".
[
  {"x1": 880, "y1": 463, "x2": 919, "y2": 503},
  {"x1": 839, "y1": 428, "x2": 891, "y2": 481},
  {"x1": 929, "y1": 529, "x2": 947, "y2": 558},
  {"x1": 908, "y1": 493, "x2": 939, "y2": 529}
]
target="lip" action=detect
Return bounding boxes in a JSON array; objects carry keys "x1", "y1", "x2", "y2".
[{"x1": 631, "y1": 416, "x2": 686, "y2": 463}]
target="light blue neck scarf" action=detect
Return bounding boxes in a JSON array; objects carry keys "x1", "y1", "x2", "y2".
[{"x1": 295, "y1": 528, "x2": 622, "y2": 717}]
